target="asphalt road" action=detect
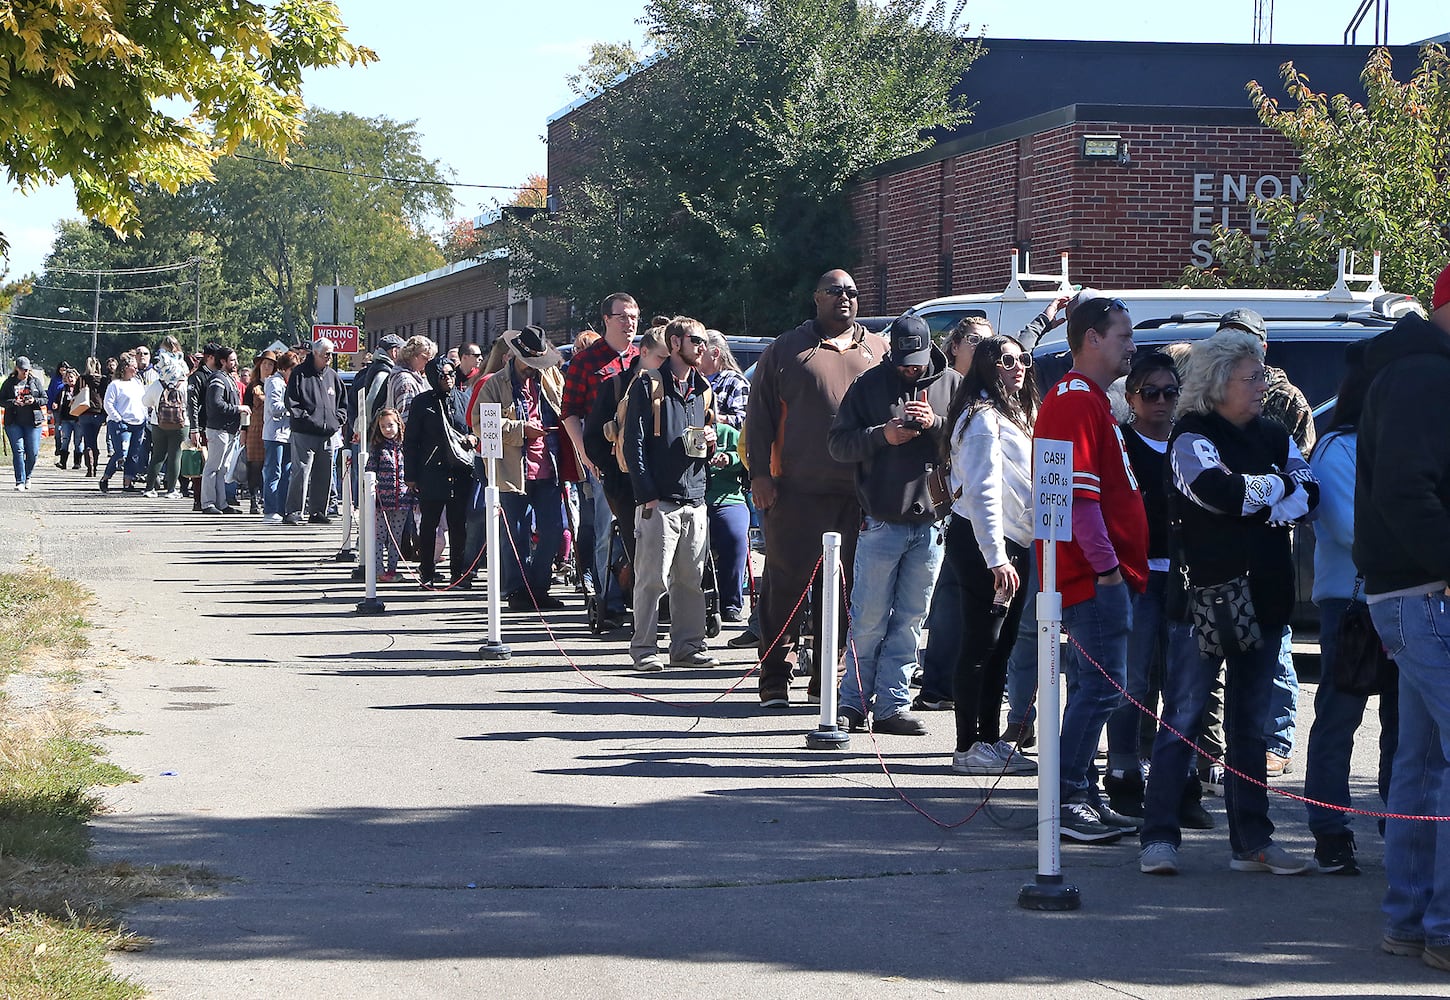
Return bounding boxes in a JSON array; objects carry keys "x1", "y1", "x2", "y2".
[{"x1": 3, "y1": 465, "x2": 1441, "y2": 999}]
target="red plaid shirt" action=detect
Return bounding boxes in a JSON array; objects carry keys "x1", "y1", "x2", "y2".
[{"x1": 561, "y1": 337, "x2": 639, "y2": 423}]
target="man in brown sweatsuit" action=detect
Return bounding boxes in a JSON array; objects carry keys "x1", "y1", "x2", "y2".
[{"x1": 747, "y1": 269, "x2": 889, "y2": 708}]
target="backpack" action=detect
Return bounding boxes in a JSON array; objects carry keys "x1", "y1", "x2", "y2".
[
  {"x1": 157, "y1": 380, "x2": 186, "y2": 429},
  {"x1": 609, "y1": 369, "x2": 715, "y2": 475}
]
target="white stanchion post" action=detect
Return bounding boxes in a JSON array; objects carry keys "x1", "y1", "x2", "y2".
[
  {"x1": 356, "y1": 389, "x2": 384, "y2": 614},
  {"x1": 1020, "y1": 439, "x2": 1080, "y2": 912},
  {"x1": 477, "y1": 405, "x2": 510, "y2": 660},
  {"x1": 806, "y1": 531, "x2": 848, "y2": 750},
  {"x1": 334, "y1": 450, "x2": 355, "y2": 562}
]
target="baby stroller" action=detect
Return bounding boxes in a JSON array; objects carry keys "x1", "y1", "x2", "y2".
[{"x1": 566, "y1": 496, "x2": 633, "y2": 637}]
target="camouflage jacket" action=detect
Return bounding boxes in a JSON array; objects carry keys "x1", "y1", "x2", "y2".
[{"x1": 1262, "y1": 365, "x2": 1315, "y2": 456}]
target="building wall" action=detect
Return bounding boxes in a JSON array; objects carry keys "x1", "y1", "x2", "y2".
[
  {"x1": 361, "y1": 261, "x2": 513, "y2": 354},
  {"x1": 852, "y1": 120, "x2": 1302, "y2": 314}
]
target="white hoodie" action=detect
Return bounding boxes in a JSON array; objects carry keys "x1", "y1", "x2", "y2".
[{"x1": 948, "y1": 404, "x2": 1035, "y2": 566}]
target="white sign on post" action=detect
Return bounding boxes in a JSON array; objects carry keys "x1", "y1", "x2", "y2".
[
  {"x1": 1033, "y1": 439, "x2": 1073, "y2": 542},
  {"x1": 477, "y1": 403, "x2": 503, "y2": 460}
]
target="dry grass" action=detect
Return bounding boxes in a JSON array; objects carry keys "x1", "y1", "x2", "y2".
[{"x1": 0, "y1": 565, "x2": 90, "y2": 680}]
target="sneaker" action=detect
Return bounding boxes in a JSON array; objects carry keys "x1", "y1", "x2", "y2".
[
  {"x1": 1266, "y1": 751, "x2": 1293, "y2": 778},
  {"x1": 1093, "y1": 801, "x2": 1141, "y2": 831},
  {"x1": 263, "y1": 513, "x2": 283, "y2": 524},
  {"x1": 282, "y1": 514, "x2": 302, "y2": 525},
  {"x1": 378, "y1": 572, "x2": 399, "y2": 583},
  {"x1": 143, "y1": 489, "x2": 159, "y2": 498},
  {"x1": 1179, "y1": 797, "x2": 1216, "y2": 830},
  {"x1": 1140, "y1": 842, "x2": 1180, "y2": 875},
  {"x1": 12, "y1": 483, "x2": 21, "y2": 491},
  {"x1": 837, "y1": 707, "x2": 865, "y2": 732},
  {"x1": 727, "y1": 629, "x2": 759, "y2": 649},
  {"x1": 1424, "y1": 944, "x2": 1450, "y2": 972},
  {"x1": 872, "y1": 710, "x2": 928, "y2": 736},
  {"x1": 308, "y1": 513, "x2": 334, "y2": 525},
  {"x1": 1230, "y1": 843, "x2": 1312, "y2": 875},
  {"x1": 635, "y1": 655, "x2": 664, "y2": 672},
  {"x1": 202, "y1": 505, "x2": 221, "y2": 515},
  {"x1": 1314, "y1": 832, "x2": 1361, "y2": 876},
  {"x1": 1001, "y1": 719, "x2": 1036, "y2": 750},
  {"x1": 668, "y1": 650, "x2": 720, "y2": 668},
  {"x1": 992, "y1": 740, "x2": 1039, "y2": 775},
  {"x1": 1059, "y1": 802, "x2": 1123, "y2": 843},
  {"x1": 1199, "y1": 762, "x2": 1225, "y2": 797},
  {"x1": 759, "y1": 687, "x2": 790, "y2": 709},
  {"x1": 98, "y1": 478, "x2": 110, "y2": 493},
  {"x1": 951, "y1": 742, "x2": 1004, "y2": 775},
  {"x1": 534, "y1": 595, "x2": 566, "y2": 612},
  {"x1": 1382, "y1": 932, "x2": 1426, "y2": 958},
  {"x1": 166, "y1": 490, "x2": 185, "y2": 500},
  {"x1": 912, "y1": 693, "x2": 955, "y2": 711}
]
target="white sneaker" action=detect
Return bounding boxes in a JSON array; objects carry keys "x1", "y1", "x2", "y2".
[
  {"x1": 164, "y1": 491, "x2": 184, "y2": 500},
  {"x1": 992, "y1": 740, "x2": 1039, "y2": 775},
  {"x1": 13, "y1": 482, "x2": 21, "y2": 491},
  {"x1": 951, "y1": 742, "x2": 1004, "y2": 775},
  {"x1": 143, "y1": 489, "x2": 159, "y2": 498},
  {"x1": 263, "y1": 514, "x2": 283, "y2": 524},
  {"x1": 19, "y1": 482, "x2": 29, "y2": 491}
]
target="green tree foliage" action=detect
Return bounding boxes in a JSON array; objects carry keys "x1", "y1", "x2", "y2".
[
  {"x1": 11, "y1": 110, "x2": 453, "y2": 364},
  {"x1": 509, "y1": 0, "x2": 981, "y2": 333},
  {"x1": 1184, "y1": 45, "x2": 1450, "y2": 302},
  {"x1": 0, "y1": 0, "x2": 376, "y2": 261}
]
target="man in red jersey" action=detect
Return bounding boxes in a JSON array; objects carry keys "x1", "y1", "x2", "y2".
[{"x1": 1033, "y1": 296, "x2": 1149, "y2": 843}]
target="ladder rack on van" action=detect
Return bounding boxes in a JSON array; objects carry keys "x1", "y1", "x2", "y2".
[
  {"x1": 1001, "y1": 249, "x2": 1073, "y2": 300},
  {"x1": 1327, "y1": 248, "x2": 1385, "y2": 300}
]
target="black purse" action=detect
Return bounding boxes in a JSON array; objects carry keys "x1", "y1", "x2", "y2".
[
  {"x1": 1187, "y1": 573, "x2": 1264, "y2": 660},
  {"x1": 1333, "y1": 578, "x2": 1395, "y2": 697}
]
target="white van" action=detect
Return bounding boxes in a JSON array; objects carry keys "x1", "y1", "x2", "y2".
[{"x1": 900, "y1": 249, "x2": 1423, "y2": 347}]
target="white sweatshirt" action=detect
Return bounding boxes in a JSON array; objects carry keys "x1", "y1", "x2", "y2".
[{"x1": 949, "y1": 404, "x2": 1035, "y2": 566}]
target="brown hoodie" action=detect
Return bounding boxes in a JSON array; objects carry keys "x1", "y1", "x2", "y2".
[{"x1": 746, "y1": 319, "x2": 888, "y2": 496}]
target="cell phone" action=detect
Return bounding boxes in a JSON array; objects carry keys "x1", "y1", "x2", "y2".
[{"x1": 902, "y1": 389, "x2": 927, "y2": 430}]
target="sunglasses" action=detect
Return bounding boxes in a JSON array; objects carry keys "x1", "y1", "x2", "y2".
[
  {"x1": 1075, "y1": 296, "x2": 1130, "y2": 329},
  {"x1": 1133, "y1": 385, "x2": 1180, "y2": 402},
  {"x1": 686, "y1": 335, "x2": 707, "y2": 345},
  {"x1": 955, "y1": 331, "x2": 986, "y2": 347},
  {"x1": 820, "y1": 284, "x2": 859, "y2": 299},
  {"x1": 997, "y1": 353, "x2": 1032, "y2": 371}
]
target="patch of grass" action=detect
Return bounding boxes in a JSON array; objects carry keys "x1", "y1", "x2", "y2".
[
  {"x1": 0, "y1": 565, "x2": 90, "y2": 680},
  {"x1": 0, "y1": 911, "x2": 145, "y2": 1000}
]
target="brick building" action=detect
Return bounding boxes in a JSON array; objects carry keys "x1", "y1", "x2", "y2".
[{"x1": 359, "y1": 38, "x2": 1427, "y2": 341}]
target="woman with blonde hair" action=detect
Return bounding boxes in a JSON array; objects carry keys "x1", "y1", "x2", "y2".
[{"x1": 387, "y1": 335, "x2": 436, "y2": 426}]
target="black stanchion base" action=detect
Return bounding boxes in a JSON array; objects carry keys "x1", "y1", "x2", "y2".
[
  {"x1": 351, "y1": 566, "x2": 364, "y2": 581},
  {"x1": 1018, "y1": 875, "x2": 1081, "y2": 912},
  {"x1": 805, "y1": 726, "x2": 850, "y2": 750},
  {"x1": 478, "y1": 641, "x2": 512, "y2": 661},
  {"x1": 333, "y1": 548, "x2": 356, "y2": 563},
  {"x1": 355, "y1": 598, "x2": 387, "y2": 615}
]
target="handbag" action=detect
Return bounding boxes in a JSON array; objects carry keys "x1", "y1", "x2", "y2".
[
  {"x1": 69, "y1": 386, "x2": 91, "y2": 416},
  {"x1": 926, "y1": 464, "x2": 958, "y2": 521},
  {"x1": 1333, "y1": 578, "x2": 1395, "y2": 696},
  {"x1": 178, "y1": 441, "x2": 206, "y2": 479},
  {"x1": 1187, "y1": 573, "x2": 1264, "y2": 660},
  {"x1": 400, "y1": 512, "x2": 420, "y2": 562},
  {"x1": 440, "y1": 412, "x2": 475, "y2": 470}
]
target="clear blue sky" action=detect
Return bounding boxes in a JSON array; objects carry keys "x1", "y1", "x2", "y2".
[{"x1": 2, "y1": 0, "x2": 1445, "y2": 279}]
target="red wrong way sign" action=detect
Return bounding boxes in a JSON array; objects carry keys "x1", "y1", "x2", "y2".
[{"x1": 312, "y1": 324, "x2": 359, "y2": 353}]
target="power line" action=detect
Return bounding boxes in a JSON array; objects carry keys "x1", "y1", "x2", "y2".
[
  {"x1": 9, "y1": 313, "x2": 215, "y2": 328},
  {"x1": 42, "y1": 258, "x2": 200, "y2": 276},
  {"x1": 233, "y1": 153, "x2": 546, "y2": 192},
  {"x1": 30, "y1": 279, "x2": 196, "y2": 293}
]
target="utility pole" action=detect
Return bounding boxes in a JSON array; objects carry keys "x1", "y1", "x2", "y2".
[
  {"x1": 1253, "y1": 0, "x2": 1274, "y2": 43},
  {"x1": 90, "y1": 272, "x2": 101, "y2": 359},
  {"x1": 194, "y1": 258, "x2": 202, "y2": 353}
]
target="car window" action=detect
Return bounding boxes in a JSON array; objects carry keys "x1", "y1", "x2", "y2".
[{"x1": 918, "y1": 308, "x2": 987, "y2": 338}]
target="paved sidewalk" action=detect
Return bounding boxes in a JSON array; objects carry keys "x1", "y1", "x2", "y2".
[{"x1": 0, "y1": 469, "x2": 1440, "y2": 999}]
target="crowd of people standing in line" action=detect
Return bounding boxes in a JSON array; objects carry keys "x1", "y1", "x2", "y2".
[{"x1": 7, "y1": 260, "x2": 1450, "y2": 970}]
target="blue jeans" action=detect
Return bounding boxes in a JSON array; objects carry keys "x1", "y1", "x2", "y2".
[
  {"x1": 101, "y1": 421, "x2": 144, "y2": 484},
  {"x1": 838, "y1": 518, "x2": 944, "y2": 721},
  {"x1": 1006, "y1": 558, "x2": 1040, "y2": 727},
  {"x1": 1108, "y1": 570, "x2": 1168, "y2": 772},
  {"x1": 708, "y1": 501, "x2": 750, "y2": 615},
  {"x1": 5, "y1": 422, "x2": 41, "y2": 484},
  {"x1": 917, "y1": 522, "x2": 964, "y2": 705},
  {"x1": 1371, "y1": 593, "x2": 1450, "y2": 948},
  {"x1": 1060, "y1": 581, "x2": 1132, "y2": 801},
  {"x1": 1266, "y1": 625, "x2": 1298, "y2": 757},
  {"x1": 581, "y1": 470, "x2": 625, "y2": 614},
  {"x1": 1141, "y1": 620, "x2": 1277, "y2": 854},
  {"x1": 499, "y1": 480, "x2": 565, "y2": 599},
  {"x1": 132, "y1": 423, "x2": 152, "y2": 478},
  {"x1": 55, "y1": 420, "x2": 80, "y2": 459},
  {"x1": 78, "y1": 412, "x2": 104, "y2": 454},
  {"x1": 1303, "y1": 598, "x2": 1397, "y2": 838},
  {"x1": 262, "y1": 440, "x2": 291, "y2": 517}
]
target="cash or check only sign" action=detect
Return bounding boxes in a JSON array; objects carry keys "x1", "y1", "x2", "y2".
[
  {"x1": 1034, "y1": 439, "x2": 1073, "y2": 542},
  {"x1": 477, "y1": 403, "x2": 503, "y2": 460}
]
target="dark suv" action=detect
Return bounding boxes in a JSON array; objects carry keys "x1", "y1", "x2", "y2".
[{"x1": 1032, "y1": 310, "x2": 1408, "y2": 641}]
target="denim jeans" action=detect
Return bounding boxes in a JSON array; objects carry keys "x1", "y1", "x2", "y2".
[
  {"x1": 838, "y1": 518, "x2": 945, "y2": 721},
  {"x1": 1141, "y1": 620, "x2": 1277, "y2": 854},
  {"x1": 1005, "y1": 557, "x2": 1040, "y2": 727},
  {"x1": 499, "y1": 480, "x2": 565, "y2": 599},
  {"x1": 1370, "y1": 593, "x2": 1450, "y2": 948},
  {"x1": 101, "y1": 421, "x2": 143, "y2": 484},
  {"x1": 708, "y1": 501, "x2": 750, "y2": 616},
  {"x1": 55, "y1": 420, "x2": 80, "y2": 459},
  {"x1": 1303, "y1": 598, "x2": 1398, "y2": 838},
  {"x1": 1060, "y1": 581, "x2": 1132, "y2": 802},
  {"x1": 5, "y1": 422, "x2": 41, "y2": 484},
  {"x1": 1266, "y1": 625, "x2": 1299, "y2": 757},
  {"x1": 1108, "y1": 570, "x2": 1168, "y2": 773},
  {"x1": 262, "y1": 440, "x2": 291, "y2": 517},
  {"x1": 917, "y1": 519, "x2": 964, "y2": 705},
  {"x1": 581, "y1": 469, "x2": 625, "y2": 614}
]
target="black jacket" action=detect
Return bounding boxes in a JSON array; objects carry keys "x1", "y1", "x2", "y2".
[
  {"x1": 584, "y1": 359, "x2": 640, "y2": 495},
  {"x1": 188, "y1": 365, "x2": 212, "y2": 430},
  {"x1": 204, "y1": 370, "x2": 243, "y2": 434},
  {"x1": 623, "y1": 366, "x2": 712, "y2": 505},
  {"x1": 0, "y1": 372, "x2": 46, "y2": 427},
  {"x1": 286, "y1": 358, "x2": 346, "y2": 438},
  {"x1": 1168, "y1": 409, "x2": 1317, "y2": 631},
  {"x1": 402, "y1": 361, "x2": 471, "y2": 502},
  {"x1": 826, "y1": 345, "x2": 961, "y2": 524},
  {"x1": 1355, "y1": 312, "x2": 1450, "y2": 594}
]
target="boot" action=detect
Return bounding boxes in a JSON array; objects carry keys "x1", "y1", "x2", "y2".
[
  {"x1": 1104, "y1": 768, "x2": 1145, "y2": 818},
  {"x1": 85, "y1": 449, "x2": 98, "y2": 476},
  {"x1": 56, "y1": 453, "x2": 68, "y2": 469},
  {"x1": 1179, "y1": 775, "x2": 1215, "y2": 830}
]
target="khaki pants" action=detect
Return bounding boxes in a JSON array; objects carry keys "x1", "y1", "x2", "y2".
[{"x1": 630, "y1": 500, "x2": 708, "y2": 665}]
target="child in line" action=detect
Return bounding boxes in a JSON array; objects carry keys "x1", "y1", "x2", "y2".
[{"x1": 365, "y1": 408, "x2": 409, "y2": 582}]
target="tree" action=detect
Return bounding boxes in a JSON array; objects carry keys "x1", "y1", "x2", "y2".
[
  {"x1": 510, "y1": 173, "x2": 549, "y2": 210},
  {"x1": 1183, "y1": 44, "x2": 1450, "y2": 302},
  {"x1": 508, "y1": 0, "x2": 981, "y2": 333},
  {"x1": 566, "y1": 41, "x2": 647, "y2": 98},
  {"x1": 0, "y1": 0, "x2": 376, "y2": 261}
]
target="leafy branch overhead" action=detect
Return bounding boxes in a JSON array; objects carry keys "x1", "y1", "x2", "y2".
[
  {"x1": 1184, "y1": 43, "x2": 1450, "y2": 302},
  {"x1": 0, "y1": 0, "x2": 377, "y2": 252},
  {"x1": 509, "y1": 0, "x2": 981, "y2": 334}
]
